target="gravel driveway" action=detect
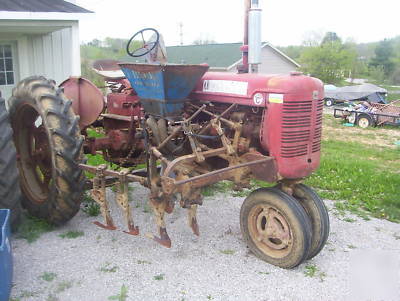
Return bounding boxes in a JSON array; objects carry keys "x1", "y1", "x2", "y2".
[{"x1": 10, "y1": 184, "x2": 400, "y2": 301}]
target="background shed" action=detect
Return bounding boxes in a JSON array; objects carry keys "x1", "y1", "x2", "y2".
[{"x1": 0, "y1": 0, "x2": 91, "y2": 99}]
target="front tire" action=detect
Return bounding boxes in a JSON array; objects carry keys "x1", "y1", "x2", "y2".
[
  {"x1": 7, "y1": 76, "x2": 85, "y2": 225},
  {"x1": 0, "y1": 98, "x2": 21, "y2": 230},
  {"x1": 240, "y1": 187, "x2": 312, "y2": 269},
  {"x1": 292, "y1": 184, "x2": 330, "y2": 259}
]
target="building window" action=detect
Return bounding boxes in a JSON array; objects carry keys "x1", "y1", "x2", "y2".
[{"x1": 0, "y1": 45, "x2": 14, "y2": 85}]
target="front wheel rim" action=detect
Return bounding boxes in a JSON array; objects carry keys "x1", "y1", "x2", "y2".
[{"x1": 248, "y1": 204, "x2": 293, "y2": 258}]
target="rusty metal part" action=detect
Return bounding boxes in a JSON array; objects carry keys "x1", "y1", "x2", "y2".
[
  {"x1": 146, "y1": 227, "x2": 171, "y2": 248},
  {"x1": 163, "y1": 157, "x2": 273, "y2": 192},
  {"x1": 91, "y1": 164, "x2": 116, "y2": 230},
  {"x1": 183, "y1": 123, "x2": 205, "y2": 162},
  {"x1": 190, "y1": 103, "x2": 238, "y2": 130},
  {"x1": 150, "y1": 147, "x2": 170, "y2": 165},
  {"x1": 79, "y1": 163, "x2": 147, "y2": 186},
  {"x1": 241, "y1": 152, "x2": 279, "y2": 183},
  {"x1": 154, "y1": 104, "x2": 206, "y2": 152},
  {"x1": 196, "y1": 103, "x2": 237, "y2": 136},
  {"x1": 115, "y1": 169, "x2": 139, "y2": 235},
  {"x1": 162, "y1": 147, "x2": 227, "y2": 179},
  {"x1": 211, "y1": 119, "x2": 235, "y2": 155},
  {"x1": 60, "y1": 77, "x2": 104, "y2": 128},
  {"x1": 188, "y1": 204, "x2": 199, "y2": 236},
  {"x1": 145, "y1": 198, "x2": 171, "y2": 248},
  {"x1": 278, "y1": 179, "x2": 303, "y2": 196},
  {"x1": 248, "y1": 204, "x2": 293, "y2": 256}
]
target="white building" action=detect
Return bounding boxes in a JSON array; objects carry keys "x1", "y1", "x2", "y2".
[
  {"x1": 165, "y1": 42, "x2": 300, "y2": 74},
  {"x1": 0, "y1": 0, "x2": 91, "y2": 99}
]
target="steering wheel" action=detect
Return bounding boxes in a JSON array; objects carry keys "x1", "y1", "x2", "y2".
[{"x1": 126, "y1": 28, "x2": 160, "y2": 58}]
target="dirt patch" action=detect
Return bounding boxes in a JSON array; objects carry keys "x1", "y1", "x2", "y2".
[{"x1": 322, "y1": 117, "x2": 400, "y2": 149}]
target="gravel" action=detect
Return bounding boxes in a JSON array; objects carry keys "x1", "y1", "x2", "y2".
[{"x1": 10, "y1": 184, "x2": 400, "y2": 301}]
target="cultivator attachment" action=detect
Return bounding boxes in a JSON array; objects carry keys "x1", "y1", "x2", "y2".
[
  {"x1": 91, "y1": 165, "x2": 116, "y2": 230},
  {"x1": 91, "y1": 164, "x2": 139, "y2": 235},
  {"x1": 78, "y1": 99, "x2": 276, "y2": 248}
]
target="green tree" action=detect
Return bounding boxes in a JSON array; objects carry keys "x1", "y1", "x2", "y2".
[
  {"x1": 369, "y1": 39, "x2": 395, "y2": 76},
  {"x1": 299, "y1": 41, "x2": 357, "y2": 84},
  {"x1": 321, "y1": 32, "x2": 342, "y2": 45}
]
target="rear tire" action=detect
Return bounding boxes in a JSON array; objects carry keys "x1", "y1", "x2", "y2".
[
  {"x1": 7, "y1": 76, "x2": 85, "y2": 225},
  {"x1": 0, "y1": 98, "x2": 21, "y2": 231},
  {"x1": 240, "y1": 187, "x2": 312, "y2": 269}
]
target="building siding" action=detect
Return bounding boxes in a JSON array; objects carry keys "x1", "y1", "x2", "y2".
[
  {"x1": 26, "y1": 27, "x2": 73, "y2": 84},
  {"x1": 227, "y1": 45, "x2": 298, "y2": 74},
  {"x1": 0, "y1": 20, "x2": 81, "y2": 99}
]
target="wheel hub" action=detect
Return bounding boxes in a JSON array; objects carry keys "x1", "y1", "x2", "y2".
[{"x1": 249, "y1": 204, "x2": 292, "y2": 257}]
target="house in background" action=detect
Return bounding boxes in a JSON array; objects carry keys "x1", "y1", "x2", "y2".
[
  {"x1": 165, "y1": 42, "x2": 300, "y2": 73},
  {"x1": 0, "y1": 0, "x2": 91, "y2": 99}
]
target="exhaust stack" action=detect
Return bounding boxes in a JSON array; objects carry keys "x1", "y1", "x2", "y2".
[
  {"x1": 248, "y1": 0, "x2": 262, "y2": 73},
  {"x1": 239, "y1": 0, "x2": 262, "y2": 73}
]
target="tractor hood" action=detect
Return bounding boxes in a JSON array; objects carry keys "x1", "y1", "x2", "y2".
[{"x1": 189, "y1": 71, "x2": 324, "y2": 107}]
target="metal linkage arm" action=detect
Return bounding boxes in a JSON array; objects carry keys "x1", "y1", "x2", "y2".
[
  {"x1": 116, "y1": 169, "x2": 139, "y2": 236},
  {"x1": 91, "y1": 164, "x2": 116, "y2": 230}
]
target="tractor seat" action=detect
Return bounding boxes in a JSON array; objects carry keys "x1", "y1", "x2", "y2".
[{"x1": 92, "y1": 59, "x2": 126, "y2": 80}]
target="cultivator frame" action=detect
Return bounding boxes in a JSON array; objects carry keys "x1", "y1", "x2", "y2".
[{"x1": 78, "y1": 100, "x2": 278, "y2": 248}]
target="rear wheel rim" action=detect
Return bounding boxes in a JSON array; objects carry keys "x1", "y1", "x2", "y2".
[
  {"x1": 248, "y1": 204, "x2": 293, "y2": 258},
  {"x1": 14, "y1": 103, "x2": 53, "y2": 203}
]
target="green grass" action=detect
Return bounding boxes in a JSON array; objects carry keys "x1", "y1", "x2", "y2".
[
  {"x1": 86, "y1": 128, "x2": 106, "y2": 138},
  {"x1": 304, "y1": 264, "x2": 326, "y2": 282},
  {"x1": 304, "y1": 264, "x2": 318, "y2": 277},
  {"x1": 39, "y1": 272, "x2": 57, "y2": 282},
  {"x1": 100, "y1": 262, "x2": 119, "y2": 273},
  {"x1": 201, "y1": 181, "x2": 232, "y2": 197},
  {"x1": 55, "y1": 280, "x2": 73, "y2": 293},
  {"x1": 219, "y1": 249, "x2": 235, "y2": 255},
  {"x1": 81, "y1": 192, "x2": 100, "y2": 217},
  {"x1": 59, "y1": 230, "x2": 84, "y2": 239},
  {"x1": 153, "y1": 274, "x2": 165, "y2": 280},
  {"x1": 108, "y1": 285, "x2": 128, "y2": 301},
  {"x1": 17, "y1": 214, "x2": 54, "y2": 243},
  {"x1": 305, "y1": 139, "x2": 400, "y2": 222}
]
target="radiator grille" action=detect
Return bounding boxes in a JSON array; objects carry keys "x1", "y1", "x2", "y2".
[
  {"x1": 281, "y1": 99, "x2": 322, "y2": 158},
  {"x1": 312, "y1": 99, "x2": 323, "y2": 153}
]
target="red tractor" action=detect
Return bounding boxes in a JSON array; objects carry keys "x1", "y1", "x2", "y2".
[{"x1": 1, "y1": 1, "x2": 328, "y2": 269}]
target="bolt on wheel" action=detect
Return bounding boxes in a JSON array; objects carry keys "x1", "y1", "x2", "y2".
[{"x1": 240, "y1": 187, "x2": 312, "y2": 269}]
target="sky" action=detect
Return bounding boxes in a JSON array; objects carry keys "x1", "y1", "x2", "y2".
[{"x1": 76, "y1": 0, "x2": 399, "y2": 47}]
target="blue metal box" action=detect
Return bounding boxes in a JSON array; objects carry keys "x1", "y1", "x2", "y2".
[
  {"x1": 119, "y1": 63, "x2": 209, "y2": 117},
  {"x1": 0, "y1": 209, "x2": 12, "y2": 301}
]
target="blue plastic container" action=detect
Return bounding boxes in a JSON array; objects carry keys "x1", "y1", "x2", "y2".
[
  {"x1": 119, "y1": 63, "x2": 209, "y2": 117},
  {"x1": 0, "y1": 209, "x2": 12, "y2": 301}
]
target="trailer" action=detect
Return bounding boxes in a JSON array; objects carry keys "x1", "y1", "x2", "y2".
[{"x1": 333, "y1": 101, "x2": 400, "y2": 128}]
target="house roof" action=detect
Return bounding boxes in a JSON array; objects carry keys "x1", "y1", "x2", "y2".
[
  {"x1": 164, "y1": 42, "x2": 300, "y2": 69},
  {"x1": 0, "y1": 0, "x2": 92, "y2": 13}
]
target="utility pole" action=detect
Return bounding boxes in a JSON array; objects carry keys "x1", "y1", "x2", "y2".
[{"x1": 179, "y1": 22, "x2": 183, "y2": 46}]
